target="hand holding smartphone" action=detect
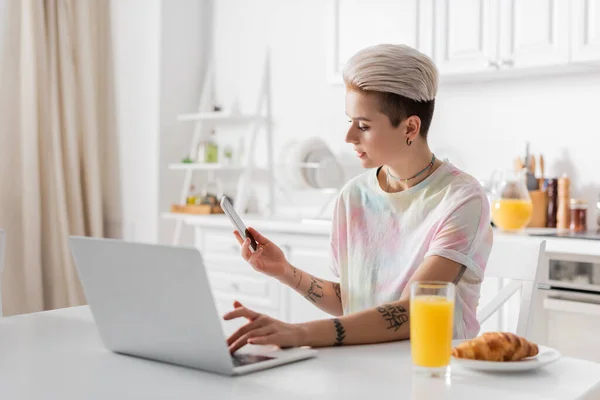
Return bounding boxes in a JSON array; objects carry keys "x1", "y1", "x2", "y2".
[{"x1": 220, "y1": 196, "x2": 258, "y2": 251}]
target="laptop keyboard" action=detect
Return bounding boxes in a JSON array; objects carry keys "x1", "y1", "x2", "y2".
[{"x1": 231, "y1": 353, "x2": 275, "y2": 367}]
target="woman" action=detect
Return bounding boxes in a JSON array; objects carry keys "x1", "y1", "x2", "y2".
[{"x1": 224, "y1": 44, "x2": 493, "y2": 353}]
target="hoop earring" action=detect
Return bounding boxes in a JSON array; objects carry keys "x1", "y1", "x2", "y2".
[{"x1": 406, "y1": 137, "x2": 412, "y2": 146}]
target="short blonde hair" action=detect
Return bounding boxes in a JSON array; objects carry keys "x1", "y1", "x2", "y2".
[
  {"x1": 342, "y1": 44, "x2": 438, "y2": 102},
  {"x1": 342, "y1": 44, "x2": 439, "y2": 138}
]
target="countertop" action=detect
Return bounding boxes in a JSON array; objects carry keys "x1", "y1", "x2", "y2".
[
  {"x1": 1, "y1": 306, "x2": 600, "y2": 400},
  {"x1": 165, "y1": 212, "x2": 600, "y2": 256}
]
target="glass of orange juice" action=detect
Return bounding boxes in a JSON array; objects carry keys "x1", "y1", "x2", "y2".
[{"x1": 410, "y1": 281, "x2": 455, "y2": 377}]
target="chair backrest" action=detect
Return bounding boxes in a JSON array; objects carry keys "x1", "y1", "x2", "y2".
[
  {"x1": 0, "y1": 229, "x2": 5, "y2": 317},
  {"x1": 477, "y1": 234, "x2": 546, "y2": 338}
]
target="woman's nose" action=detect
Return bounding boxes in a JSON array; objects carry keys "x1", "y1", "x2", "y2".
[{"x1": 345, "y1": 126, "x2": 358, "y2": 144}]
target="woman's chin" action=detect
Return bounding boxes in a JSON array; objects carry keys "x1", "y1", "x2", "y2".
[{"x1": 359, "y1": 157, "x2": 378, "y2": 169}]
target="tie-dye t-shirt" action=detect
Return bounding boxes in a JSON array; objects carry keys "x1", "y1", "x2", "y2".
[{"x1": 329, "y1": 161, "x2": 493, "y2": 339}]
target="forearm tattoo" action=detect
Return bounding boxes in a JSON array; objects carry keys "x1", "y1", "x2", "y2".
[
  {"x1": 293, "y1": 267, "x2": 303, "y2": 290},
  {"x1": 377, "y1": 304, "x2": 409, "y2": 332},
  {"x1": 333, "y1": 282, "x2": 342, "y2": 303},
  {"x1": 332, "y1": 318, "x2": 346, "y2": 346},
  {"x1": 305, "y1": 277, "x2": 324, "y2": 303}
]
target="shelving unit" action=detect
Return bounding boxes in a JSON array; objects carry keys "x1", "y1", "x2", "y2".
[
  {"x1": 168, "y1": 163, "x2": 243, "y2": 171},
  {"x1": 163, "y1": 50, "x2": 275, "y2": 245}
]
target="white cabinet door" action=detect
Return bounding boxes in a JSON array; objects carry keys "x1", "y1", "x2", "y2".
[
  {"x1": 286, "y1": 248, "x2": 338, "y2": 324},
  {"x1": 434, "y1": 0, "x2": 499, "y2": 75},
  {"x1": 329, "y1": 0, "x2": 434, "y2": 82},
  {"x1": 498, "y1": 0, "x2": 570, "y2": 69},
  {"x1": 571, "y1": 0, "x2": 600, "y2": 62}
]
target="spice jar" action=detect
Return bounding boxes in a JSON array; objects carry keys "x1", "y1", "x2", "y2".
[{"x1": 569, "y1": 199, "x2": 587, "y2": 233}]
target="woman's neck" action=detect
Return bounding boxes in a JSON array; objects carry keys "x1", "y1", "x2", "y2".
[{"x1": 380, "y1": 147, "x2": 442, "y2": 193}]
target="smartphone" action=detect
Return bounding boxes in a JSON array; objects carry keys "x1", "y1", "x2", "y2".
[{"x1": 220, "y1": 196, "x2": 258, "y2": 251}]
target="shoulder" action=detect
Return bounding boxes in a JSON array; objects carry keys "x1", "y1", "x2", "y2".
[
  {"x1": 438, "y1": 163, "x2": 488, "y2": 204},
  {"x1": 336, "y1": 168, "x2": 377, "y2": 204}
]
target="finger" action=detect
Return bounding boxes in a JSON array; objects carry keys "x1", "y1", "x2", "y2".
[
  {"x1": 247, "y1": 227, "x2": 270, "y2": 245},
  {"x1": 226, "y1": 316, "x2": 268, "y2": 346},
  {"x1": 248, "y1": 333, "x2": 280, "y2": 346},
  {"x1": 229, "y1": 326, "x2": 276, "y2": 354},
  {"x1": 233, "y1": 230, "x2": 244, "y2": 245},
  {"x1": 233, "y1": 300, "x2": 243, "y2": 309},
  {"x1": 240, "y1": 238, "x2": 252, "y2": 260},
  {"x1": 223, "y1": 306, "x2": 261, "y2": 321},
  {"x1": 248, "y1": 247, "x2": 264, "y2": 266}
]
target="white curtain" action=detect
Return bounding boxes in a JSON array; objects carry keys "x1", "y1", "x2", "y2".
[{"x1": 0, "y1": 0, "x2": 122, "y2": 315}]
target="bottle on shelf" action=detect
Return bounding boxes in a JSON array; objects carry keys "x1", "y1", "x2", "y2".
[
  {"x1": 195, "y1": 139, "x2": 207, "y2": 163},
  {"x1": 186, "y1": 185, "x2": 198, "y2": 205},
  {"x1": 556, "y1": 174, "x2": 571, "y2": 230},
  {"x1": 205, "y1": 129, "x2": 219, "y2": 163},
  {"x1": 546, "y1": 178, "x2": 558, "y2": 228}
]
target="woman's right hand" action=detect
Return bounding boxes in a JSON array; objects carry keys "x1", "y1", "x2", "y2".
[{"x1": 233, "y1": 227, "x2": 289, "y2": 281}]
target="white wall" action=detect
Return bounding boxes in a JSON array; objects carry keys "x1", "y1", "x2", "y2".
[
  {"x1": 111, "y1": 0, "x2": 161, "y2": 243},
  {"x1": 158, "y1": 0, "x2": 212, "y2": 245},
  {"x1": 212, "y1": 0, "x2": 600, "y2": 227}
]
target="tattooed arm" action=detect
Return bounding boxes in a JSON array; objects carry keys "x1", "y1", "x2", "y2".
[
  {"x1": 232, "y1": 227, "x2": 343, "y2": 316},
  {"x1": 279, "y1": 264, "x2": 343, "y2": 317},
  {"x1": 301, "y1": 255, "x2": 464, "y2": 347},
  {"x1": 225, "y1": 255, "x2": 465, "y2": 352}
]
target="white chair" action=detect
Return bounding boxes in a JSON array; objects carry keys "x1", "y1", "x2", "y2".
[
  {"x1": 477, "y1": 234, "x2": 546, "y2": 339},
  {"x1": 0, "y1": 229, "x2": 5, "y2": 317}
]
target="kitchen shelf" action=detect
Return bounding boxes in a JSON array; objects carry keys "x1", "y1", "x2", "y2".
[
  {"x1": 168, "y1": 163, "x2": 243, "y2": 171},
  {"x1": 176, "y1": 111, "x2": 264, "y2": 124}
]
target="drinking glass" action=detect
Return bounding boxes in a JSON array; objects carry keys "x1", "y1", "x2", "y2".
[{"x1": 410, "y1": 281, "x2": 455, "y2": 377}]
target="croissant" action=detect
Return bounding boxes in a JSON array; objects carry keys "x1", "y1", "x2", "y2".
[{"x1": 452, "y1": 332, "x2": 539, "y2": 362}]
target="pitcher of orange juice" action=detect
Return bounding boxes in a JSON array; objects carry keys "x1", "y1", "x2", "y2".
[{"x1": 490, "y1": 169, "x2": 533, "y2": 231}]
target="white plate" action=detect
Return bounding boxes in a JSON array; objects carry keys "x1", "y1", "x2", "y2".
[{"x1": 451, "y1": 345, "x2": 561, "y2": 372}]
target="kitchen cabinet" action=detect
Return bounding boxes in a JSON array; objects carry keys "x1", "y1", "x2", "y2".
[
  {"x1": 571, "y1": 0, "x2": 600, "y2": 62},
  {"x1": 498, "y1": 0, "x2": 570, "y2": 69},
  {"x1": 329, "y1": 0, "x2": 600, "y2": 82},
  {"x1": 433, "y1": 0, "x2": 499, "y2": 75},
  {"x1": 328, "y1": 0, "x2": 434, "y2": 82}
]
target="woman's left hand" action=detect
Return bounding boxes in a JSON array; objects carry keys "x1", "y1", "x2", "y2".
[{"x1": 224, "y1": 301, "x2": 306, "y2": 353}]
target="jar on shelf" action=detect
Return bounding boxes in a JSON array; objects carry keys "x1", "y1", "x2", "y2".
[{"x1": 569, "y1": 199, "x2": 588, "y2": 233}]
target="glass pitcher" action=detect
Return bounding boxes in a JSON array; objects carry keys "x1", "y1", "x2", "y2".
[{"x1": 490, "y1": 169, "x2": 533, "y2": 232}]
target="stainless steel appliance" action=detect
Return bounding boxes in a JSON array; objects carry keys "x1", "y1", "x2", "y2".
[{"x1": 536, "y1": 250, "x2": 600, "y2": 363}]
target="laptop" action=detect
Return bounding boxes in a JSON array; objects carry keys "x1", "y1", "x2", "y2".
[
  {"x1": 69, "y1": 236, "x2": 317, "y2": 376},
  {"x1": 0, "y1": 229, "x2": 5, "y2": 316}
]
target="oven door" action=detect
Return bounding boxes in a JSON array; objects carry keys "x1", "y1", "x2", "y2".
[{"x1": 537, "y1": 287, "x2": 600, "y2": 363}]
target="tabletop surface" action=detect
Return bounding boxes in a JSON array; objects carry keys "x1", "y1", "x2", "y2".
[{"x1": 1, "y1": 306, "x2": 599, "y2": 400}]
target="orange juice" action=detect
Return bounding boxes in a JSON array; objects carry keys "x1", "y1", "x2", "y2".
[
  {"x1": 491, "y1": 199, "x2": 533, "y2": 231},
  {"x1": 410, "y1": 295, "x2": 454, "y2": 368}
]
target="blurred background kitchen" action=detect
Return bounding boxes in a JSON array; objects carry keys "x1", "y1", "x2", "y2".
[{"x1": 1, "y1": 0, "x2": 600, "y2": 326}]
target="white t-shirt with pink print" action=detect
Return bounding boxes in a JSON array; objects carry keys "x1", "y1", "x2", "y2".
[{"x1": 329, "y1": 161, "x2": 493, "y2": 339}]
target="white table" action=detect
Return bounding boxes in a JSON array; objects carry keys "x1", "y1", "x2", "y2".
[{"x1": 1, "y1": 307, "x2": 599, "y2": 400}]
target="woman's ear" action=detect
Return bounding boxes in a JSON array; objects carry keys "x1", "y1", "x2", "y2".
[{"x1": 404, "y1": 116, "x2": 422, "y2": 142}]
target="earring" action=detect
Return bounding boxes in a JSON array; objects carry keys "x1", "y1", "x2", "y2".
[{"x1": 406, "y1": 137, "x2": 412, "y2": 146}]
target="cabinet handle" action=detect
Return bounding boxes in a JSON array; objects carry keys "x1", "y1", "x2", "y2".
[
  {"x1": 488, "y1": 60, "x2": 500, "y2": 69},
  {"x1": 500, "y1": 59, "x2": 514, "y2": 68}
]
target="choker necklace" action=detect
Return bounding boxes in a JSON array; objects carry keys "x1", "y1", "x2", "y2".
[{"x1": 386, "y1": 154, "x2": 436, "y2": 192}]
